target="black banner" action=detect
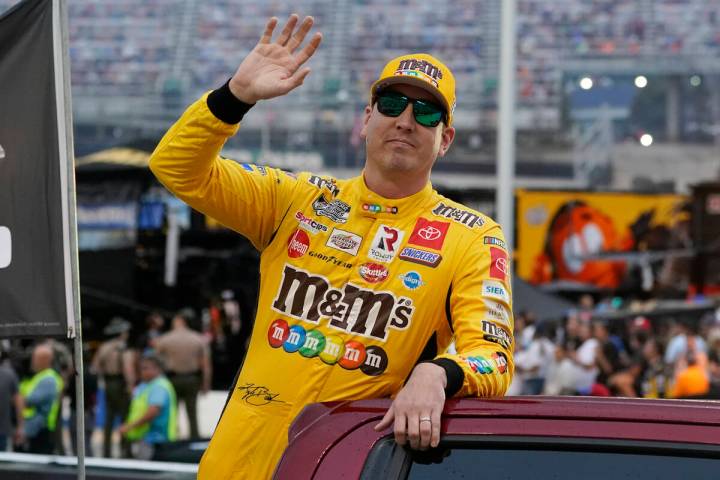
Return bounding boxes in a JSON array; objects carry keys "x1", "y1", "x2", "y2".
[{"x1": 0, "y1": 0, "x2": 69, "y2": 337}]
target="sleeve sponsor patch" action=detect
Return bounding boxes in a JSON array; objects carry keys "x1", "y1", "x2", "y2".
[
  {"x1": 489, "y1": 247, "x2": 509, "y2": 282},
  {"x1": 483, "y1": 299, "x2": 512, "y2": 328},
  {"x1": 481, "y1": 320, "x2": 512, "y2": 349},
  {"x1": 492, "y1": 351, "x2": 508, "y2": 374},
  {"x1": 460, "y1": 355, "x2": 494, "y2": 374},
  {"x1": 482, "y1": 280, "x2": 510, "y2": 304},
  {"x1": 483, "y1": 236, "x2": 506, "y2": 250}
]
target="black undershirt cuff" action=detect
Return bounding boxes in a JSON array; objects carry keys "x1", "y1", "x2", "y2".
[
  {"x1": 206, "y1": 79, "x2": 255, "y2": 124},
  {"x1": 423, "y1": 358, "x2": 464, "y2": 397}
]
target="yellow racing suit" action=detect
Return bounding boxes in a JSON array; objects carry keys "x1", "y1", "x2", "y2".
[{"x1": 149, "y1": 86, "x2": 515, "y2": 479}]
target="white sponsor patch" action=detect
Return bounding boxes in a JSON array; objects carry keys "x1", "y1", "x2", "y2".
[
  {"x1": 482, "y1": 280, "x2": 510, "y2": 304},
  {"x1": 483, "y1": 299, "x2": 512, "y2": 328},
  {"x1": 368, "y1": 225, "x2": 404, "y2": 263},
  {"x1": 326, "y1": 228, "x2": 362, "y2": 256}
]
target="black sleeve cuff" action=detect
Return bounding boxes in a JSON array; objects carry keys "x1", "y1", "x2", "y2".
[
  {"x1": 424, "y1": 358, "x2": 464, "y2": 397},
  {"x1": 206, "y1": 79, "x2": 255, "y2": 124}
]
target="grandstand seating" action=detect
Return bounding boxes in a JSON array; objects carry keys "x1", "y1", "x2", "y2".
[
  {"x1": 2, "y1": 0, "x2": 719, "y2": 111},
  {"x1": 1, "y1": 0, "x2": 718, "y2": 176}
]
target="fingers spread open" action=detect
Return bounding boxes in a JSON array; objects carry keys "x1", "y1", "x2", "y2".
[
  {"x1": 259, "y1": 17, "x2": 278, "y2": 44},
  {"x1": 275, "y1": 14, "x2": 299, "y2": 46},
  {"x1": 294, "y1": 32, "x2": 322, "y2": 66},
  {"x1": 287, "y1": 16, "x2": 314, "y2": 53}
]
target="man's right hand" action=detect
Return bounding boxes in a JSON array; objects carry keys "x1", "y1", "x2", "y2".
[{"x1": 228, "y1": 14, "x2": 322, "y2": 104}]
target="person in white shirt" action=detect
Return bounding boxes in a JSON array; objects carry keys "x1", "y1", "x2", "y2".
[{"x1": 515, "y1": 323, "x2": 555, "y2": 395}]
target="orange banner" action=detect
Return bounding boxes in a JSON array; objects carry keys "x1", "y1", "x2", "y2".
[{"x1": 516, "y1": 190, "x2": 688, "y2": 289}]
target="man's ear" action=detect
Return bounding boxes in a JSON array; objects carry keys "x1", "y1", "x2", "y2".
[
  {"x1": 438, "y1": 126, "x2": 455, "y2": 157},
  {"x1": 360, "y1": 104, "x2": 372, "y2": 139}
]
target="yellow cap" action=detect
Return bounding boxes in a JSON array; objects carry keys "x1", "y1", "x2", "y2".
[{"x1": 370, "y1": 53, "x2": 456, "y2": 126}]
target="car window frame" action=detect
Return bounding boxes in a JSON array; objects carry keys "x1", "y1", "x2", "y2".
[{"x1": 360, "y1": 435, "x2": 720, "y2": 480}]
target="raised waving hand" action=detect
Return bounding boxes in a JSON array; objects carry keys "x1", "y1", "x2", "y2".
[{"x1": 229, "y1": 14, "x2": 322, "y2": 104}]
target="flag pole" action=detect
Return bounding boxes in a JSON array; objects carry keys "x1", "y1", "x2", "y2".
[{"x1": 52, "y1": 0, "x2": 85, "y2": 478}]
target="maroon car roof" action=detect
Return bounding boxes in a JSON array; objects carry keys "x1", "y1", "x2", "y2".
[
  {"x1": 290, "y1": 396, "x2": 720, "y2": 442},
  {"x1": 277, "y1": 396, "x2": 720, "y2": 479}
]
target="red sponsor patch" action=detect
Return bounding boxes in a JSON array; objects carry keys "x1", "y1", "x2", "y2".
[
  {"x1": 490, "y1": 247, "x2": 508, "y2": 281},
  {"x1": 359, "y1": 262, "x2": 389, "y2": 283},
  {"x1": 408, "y1": 218, "x2": 449, "y2": 250},
  {"x1": 288, "y1": 229, "x2": 310, "y2": 258},
  {"x1": 267, "y1": 319, "x2": 289, "y2": 348}
]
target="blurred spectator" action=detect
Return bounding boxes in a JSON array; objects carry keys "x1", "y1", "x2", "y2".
[
  {"x1": 139, "y1": 311, "x2": 166, "y2": 354},
  {"x1": 516, "y1": 310, "x2": 537, "y2": 350},
  {"x1": 669, "y1": 350, "x2": 709, "y2": 398},
  {"x1": 155, "y1": 308, "x2": 211, "y2": 439},
  {"x1": 515, "y1": 323, "x2": 555, "y2": 395},
  {"x1": 207, "y1": 297, "x2": 233, "y2": 390},
  {"x1": 664, "y1": 320, "x2": 707, "y2": 367},
  {"x1": 0, "y1": 348, "x2": 23, "y2": 452},
  {"x1": 91, "y1": 317, "x2": 136, "y2": 457},
  {"x1": 18, "y1": 344, "x2": 63, "y2": 454},
  {"x1": 68, "y1": 346, "x2": 98, "y2": 457},
  {"x1": 119, "y1": 353, "x2": 177, "y2": 460},
  {"x1": 570, "y1": 320, "x2": 599, "y2": 394},
  {"x1": 42, "y1": 338, "x2": 73, "y2": 454},
  {"x1": 707, "y1": 350, "x2": 720, "y2": 397},
  {"x1": 639, "y1": 338, "x2": 671, "y2": 398},
  {"x1": 593, "y1": 319, "x2": 626, "y2": 388},
  {"x1": 544, "y1": 312, "x2": 582, "y2": 395}
]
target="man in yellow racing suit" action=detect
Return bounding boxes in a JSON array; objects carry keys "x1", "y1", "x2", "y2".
[{"x1": 149, "y1": 14, "x2": 514, "y2": 479}]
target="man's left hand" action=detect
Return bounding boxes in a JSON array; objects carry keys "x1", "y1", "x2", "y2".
[{"x1": 374, "y1": 362, "x2": 446, "y2": 450}]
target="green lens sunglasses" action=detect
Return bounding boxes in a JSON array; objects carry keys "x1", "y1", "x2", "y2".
[{"x1": 374, "y1": 90, "x2": 447, "y2": 127}]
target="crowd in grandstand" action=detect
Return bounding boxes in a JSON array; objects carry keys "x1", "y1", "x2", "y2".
[
  {"x1": 510, "y1": 294, "x2": 720, "y2": 400},
  {"x1": 67, "y1": 1, "x2": 177, "y2": 94},
  {"x1": 3, "y1": 0, "x2": 719, "y2": 108}
]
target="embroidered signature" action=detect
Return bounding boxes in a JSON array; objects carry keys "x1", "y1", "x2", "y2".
[{"x1": 237, "y1": 383, "x2": 286, "y2": 406}]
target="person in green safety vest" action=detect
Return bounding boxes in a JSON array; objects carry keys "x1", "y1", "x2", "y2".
[
  {"x1": 118, "y1": 352, "x2": 177, "y2": 460},
  {"x1": 18, "y1": 344, "x2": 63, "y2": 454}
]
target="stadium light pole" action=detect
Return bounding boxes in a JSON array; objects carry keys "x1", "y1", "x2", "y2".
[{"x1": 495, "y1": 0, "x2": 518, "y2": 251}]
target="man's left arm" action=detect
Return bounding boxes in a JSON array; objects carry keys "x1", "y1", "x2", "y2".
[
  {"x1": 430, "y1": 225, "x2": 515, "y2": 398},
  {"x1": 375, "y1": 225, "x2": 514, "y2": 449}
]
